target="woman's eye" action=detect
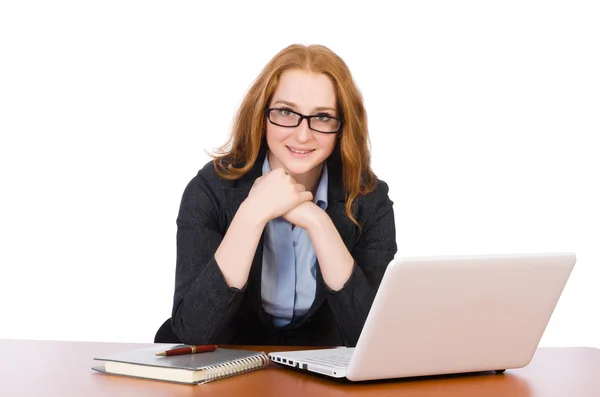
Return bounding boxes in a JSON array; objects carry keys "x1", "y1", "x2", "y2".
[
  {"x1": 316, "y1": 114, "x2": 332, "y2": 122},
  {"x1": 278, "y1": 109, "x2": 293, "y2": 117}
]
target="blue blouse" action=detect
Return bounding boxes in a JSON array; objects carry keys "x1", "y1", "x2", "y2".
[{"x1": 260, "y1": 156, "x2": 329, "y2": 327}]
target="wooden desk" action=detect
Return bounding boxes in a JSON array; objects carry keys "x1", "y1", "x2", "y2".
[{"x1": 1, "y1": 339, "x2": 598, "y2": 396}]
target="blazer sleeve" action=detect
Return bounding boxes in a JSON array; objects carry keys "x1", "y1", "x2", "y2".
[
  {"x1": 326, "y1": 180, "x2": 397, "y2": 346},
  {"x1": 170, "y1": 173, "x2": 246, "y2": 344}
]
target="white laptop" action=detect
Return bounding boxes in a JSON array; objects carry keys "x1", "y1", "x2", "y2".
[{"x1": 269, "y1": 252, "x2": 576, "y2": 381}]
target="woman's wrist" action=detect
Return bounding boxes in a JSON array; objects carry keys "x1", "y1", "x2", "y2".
[
  {"x1": 238, "y1": 198, "x2": 269, "y2": 229},
  {"x1": 305, "y1": 204, "x2": 328, "y2": 233}
]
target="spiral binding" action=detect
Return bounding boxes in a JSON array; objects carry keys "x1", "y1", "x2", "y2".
[{"x1": 198, "y1": 351, "x2": 269, "y2": 384}]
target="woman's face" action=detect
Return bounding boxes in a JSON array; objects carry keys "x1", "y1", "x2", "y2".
[{"x1": 266, "y1": 69, "x2": 338, "y2": 178}]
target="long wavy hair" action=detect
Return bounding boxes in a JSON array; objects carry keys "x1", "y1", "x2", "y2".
[{"x1": 211, "y1": 44, "x2": 376, "y2": 227}]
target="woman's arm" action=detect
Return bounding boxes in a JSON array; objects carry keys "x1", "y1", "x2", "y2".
[
  {"x1": 172, "y1": 168, "x2": 313, "y2": 344},
  {"x1": 285, "y1": 180, "x2": 397, "y2": 346},
  {"x1": 326, "y1": 181, "x2": 397, "y2": 346},
  {"x1": 171, "y1": 175, "x2": 261, "y2": 344},
  {"x1": 295, "y1": 208, "x2": 356, "y2": 291}
]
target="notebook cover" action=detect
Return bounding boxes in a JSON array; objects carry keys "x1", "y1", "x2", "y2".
[{"x1": 93, "y1": 345, "x2": 263, "y2": 370}]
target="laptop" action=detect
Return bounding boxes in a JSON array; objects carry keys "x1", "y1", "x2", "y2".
[{"x1": 269, "y1": 252, "x2": 576, "y2": 381}]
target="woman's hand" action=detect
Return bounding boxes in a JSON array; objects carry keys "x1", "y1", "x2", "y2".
[
  {"x1": 282, "y1": 201, "x2": 324, "y2": 231},
  {"x1": 245, "y1": 168, "x2": 313, "y2": 224}
]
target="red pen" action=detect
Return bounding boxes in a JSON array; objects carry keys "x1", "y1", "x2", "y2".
[{"x1": 155, "y1": 344, "x2": 218, "y2": 356}]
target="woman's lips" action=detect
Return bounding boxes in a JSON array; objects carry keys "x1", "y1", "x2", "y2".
[{"x1": 287, "y1": 146, "x2": 315, "y2": 157}]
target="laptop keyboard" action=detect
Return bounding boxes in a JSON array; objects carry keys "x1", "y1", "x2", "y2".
[{"x1": 300, "y1": 355, "x2": 351, "y2": 368}]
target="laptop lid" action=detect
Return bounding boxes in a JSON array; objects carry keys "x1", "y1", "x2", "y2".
[{"x1": 345, "y1": 252, "x2": 576, "y2": 381}]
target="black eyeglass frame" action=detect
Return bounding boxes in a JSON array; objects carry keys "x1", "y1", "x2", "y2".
[{"x1": 264, "y1": 107, "x2": 343, "y2": 134}]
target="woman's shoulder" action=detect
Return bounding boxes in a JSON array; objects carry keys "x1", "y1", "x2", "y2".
[
  {"x1": 188, "y1": 158, "x2": 260, "y2": 191},
  {"x1": 353, "y1": 177, "x2": 394, "y2": 217},
  {"x1": 349, "y1": 177, "x2": 395, "y2": 231},
  {"x1": 195, "y1": 159, "x2": 224, "y2": 183},
  {"x1": 357, "y1": 177, "x2": 392, "y2": 204},
  {"x1": 182, "y1": 160, "x2": 217, "y2": 189}
]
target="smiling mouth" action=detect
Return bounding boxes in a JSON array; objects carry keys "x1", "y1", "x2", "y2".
[{"x1": 287, "y1": 146, "x2": 315, "y2": 155}]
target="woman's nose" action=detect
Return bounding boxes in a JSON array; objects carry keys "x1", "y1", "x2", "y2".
[{"x1": 294, "y1": 118, "x2": 312, "y2": 142}]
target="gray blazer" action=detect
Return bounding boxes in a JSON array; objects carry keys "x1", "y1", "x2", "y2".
[{"x1": 171, "y1": 149, "x2": 397, "y2": 346}]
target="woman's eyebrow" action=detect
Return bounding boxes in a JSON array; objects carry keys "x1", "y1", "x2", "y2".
[
  {"x1": 272, "y1": 99, "x2": 336, "y2": 113},
  {"x1": 272, "y1": 99, "x2": 297, "y2": 108},
  {"x1": 313, "y1": 106, "x2": 337, "y2": 113}
]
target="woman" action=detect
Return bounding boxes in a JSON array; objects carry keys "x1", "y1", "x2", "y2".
[{"x1": 169, "y1": 44, "x2": 397, "y2": 346}]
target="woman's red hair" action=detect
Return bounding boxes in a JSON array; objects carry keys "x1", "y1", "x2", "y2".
[{"x1": 211, "y1": 44, "x2": 376, "y2": 227}]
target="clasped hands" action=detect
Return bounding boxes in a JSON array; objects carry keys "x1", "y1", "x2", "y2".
[{"x1": 247, "y1": 168, "x2": 324, "y2": 231}]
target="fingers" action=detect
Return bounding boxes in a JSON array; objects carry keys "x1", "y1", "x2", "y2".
[
  {"x1": 299, "y1": 191, "x2": 313, "y2": 203},
  {"x1": 272, "y1": 168, "x2": 287, "y2": 177},
  {"x1": 256, "y1": 168, "x2": 311, "y2": 202}
]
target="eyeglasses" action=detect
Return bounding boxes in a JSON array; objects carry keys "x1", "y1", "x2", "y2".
[{"x1": 265, "y1": 107, "x2": 343, "y2": 134}]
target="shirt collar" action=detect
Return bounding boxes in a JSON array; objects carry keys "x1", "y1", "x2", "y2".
[{"x1": 262, "y1": 154, "x2": 329, "y2": 210}]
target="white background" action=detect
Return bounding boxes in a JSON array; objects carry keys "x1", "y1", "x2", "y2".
[{"x1": 1, "y1": 1, "x2": 598, "y2": 346}]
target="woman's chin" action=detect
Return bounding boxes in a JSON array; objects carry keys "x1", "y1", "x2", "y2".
[{"x1": 282, "y1": 162, "x2": 316, "y2": 177}]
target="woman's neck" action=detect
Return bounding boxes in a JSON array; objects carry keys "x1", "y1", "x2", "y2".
[{"x1": 292, "y1": 163, "x2": 323, "y2": 198}]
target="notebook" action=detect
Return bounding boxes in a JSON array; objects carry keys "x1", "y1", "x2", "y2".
[
  {"x1": 93, "y1": 345, "x2": 268, "y2": 385},
  {"x1": 269, "y1": 252, "x2": 576, "y2": 381}
]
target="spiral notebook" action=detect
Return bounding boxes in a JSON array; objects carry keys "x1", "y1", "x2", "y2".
[{"x1": 92, "y1": 345, "x2": 268, "y2": 385}]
